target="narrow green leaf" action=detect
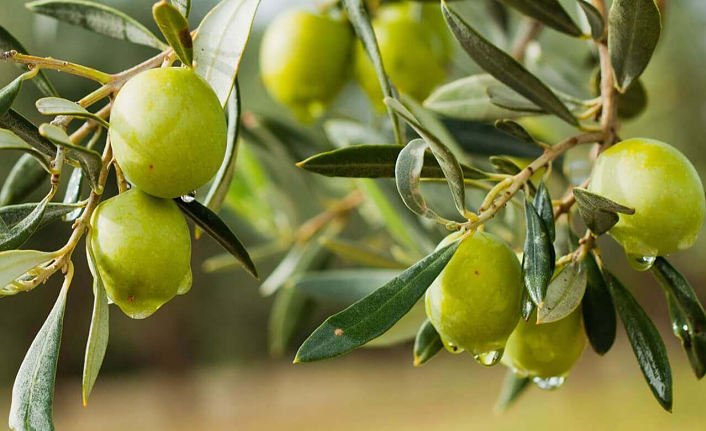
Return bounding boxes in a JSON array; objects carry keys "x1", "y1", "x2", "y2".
[
  {"x1": 0, "y1": 154, "x2": 48, "y2": 207},
  {"x1": 35, "y1": 98, "x2": 109, "y2": 128},
  {"x1": 652, "y1": 257, "x2": 706, "y2": 334},
  {"x1": 386, "y1": 98, "x2": 468, "y2": 218},
  {"x1": 573, "y1": 188, "x2": 635, "y2": 236},
  {"x1": 323, "y1": 119, "x2": 389, "y2": 148},
  {"x1": 0, "y1": 129, "x2": 52, "y2": 173},
  {"x1": 175, "y1": 198, "x2": 257, "y2": 279},
  {"x1": 342, "y1": 0, "x2": 404, "y2": 145},
  {"x1": 0, "y1": 202, "x2": 79, "y2": 231},
  {"x1": 487, "y1": 85, "x2": 545, "y2": 113},
  {"x1": 538, "y1": 262, "x2": 587, "y2": 324},
  {"x1": 193, "y1": 0, "x2": 260, "y2": 106},
  {"x1": 522, "y1": 199, "x2": 553, "y2": 306},
  {"x1": 577, "y1": 0, "x2": 605, "y2": 40},
  {"x1": 82, "y1": 241, "x2": 109, "y2": 406},
  {"x1": 0, "y1": 25, "x2": 58, "y2": 98},
  {"x1": 582, "y1": 250, "x2": 616, "y2": 355},
  {"x1": 9, "y1": 276, "x2": 69, "y2": 431},
  {"x1": 320, "y1": 237, "x2": 406, "y2": 270},
  {"x1": 496, "y1": 0, "x2": 582, "y2": 36},
  {"x1": 0, "y1": 195, "x2": 49, "y2": 252},
  {"x1": 26, "y1": 0, "x2": 167, "y2": 50},
  {"x1": 495, "y1": 120, "x2": 540, "y2": 146},
  {"x1": 605, "y1": 269, "x2": 672, "y2": 412},
  {"x1": 268, "y1": 285, "x2": 314, "y2": 358},
  {"x1": 294, "y1": 241, "x2": 460, "y2": 362},
  {"x1": 153, "y1": 0, "x2": 193, "y2": 67},
  {"x1": 0, "y1": 110, "x2": 56, "y2": 156},
  {"x1": 494, "y1": 370, "x2": 531, "y2": 413},
  {"x1": 413, "y1": 319, "x2": 443, "y2": 366},
  {"x1": 534, "y1": 181, "x2": 555, "y2": 242},
  {"x1": 441, "y1": 1, "x2": 578, "y2": 126},
  {"x1": 424, "y1": 75, "x2": 528, "y2": 122},
  {"x1": 297, "y1": 144, "x2": 488, "y2": 180},
  {"x1": 665, "y1": 291, "x2": 706, "y2": 379},
  {"x1": 38, "y1": 123, "x2": 103, "y2": 192},
  {"x1": 203, "y1": 82, "x2": 240, "y2": 213},
  {"x1": 0, "y1": 249, "x2": 58, "y2": 290},
  {"x1": 608, "y1": 0, "x2": 662, "y2": 91},
  {"x1": 396, "y1": 139, "x2": 449, "y2": 223},
  {"x1": 0, "y1": 75, "x2": 24, "y2": 119},
  {"x1": 62, "y1": 167, "x2": 84, "y2": 222},
  {"x1": 170, "y1": 0, "x2": 191, "y2": 19},
  {"x1": 490, "y1": 155, "x2": 522, "y2": 175},
  {"x1": 521, "y1": 287, "x2": 535, "y2": 321}
]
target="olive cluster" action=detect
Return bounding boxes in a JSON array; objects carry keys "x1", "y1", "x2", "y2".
[
  {"x1": 259, "y1": 2, "x2": 452, "y2": 122},
  {"x1": 91, "y1": 67, "x2": 227, "y2": 319}
]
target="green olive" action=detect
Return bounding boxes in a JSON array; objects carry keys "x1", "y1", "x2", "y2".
[
  {"x1": 503, "y1": 308, "x2": 587, "y2": 379},
  {"x1": 260, "y1": 9, "x2": 353, "y2": 123},
  {"x1": 354, "y1": 3, "x2": 449, "y2": 111},
  {"x1": 90, "y1": 189, "x2": 192, "y2": 319},
  {"x1": 110, "y1": 67, "x2": 227, "y2": 199},
  {"x1": 589, "y1": 138, "x2": 706, "y2": 258},
  {"x1": 425, "y1": 231, "x2": 522, "y2": 359}
]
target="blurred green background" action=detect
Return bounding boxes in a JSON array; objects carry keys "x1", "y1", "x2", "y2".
[{"x1": 1, "y1": 0, "x2": 706, "y2": 429}]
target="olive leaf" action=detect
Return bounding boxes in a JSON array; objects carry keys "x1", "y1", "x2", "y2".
[
  {"x1": 495, "y1": 120, "x2": 540, "y2": 147},
  {"x1": 342, "y1": 0, "x2": 404, "y2": 145},
  {"x1": 323, "y1": 119, "x2": 389, "y2": 148},
  {"x1": 386, "y1": 97, "x2": 468, "y2": 218},
  {"x1": 62, "y1": 167, "x2": 84, "y2": 222},
  {"x1": 35, "y1": 97, "x2": 109, "y2": 128},
  {"x1": 441, "y1": 1, "x2": 579, "y2": 126},
  {"x1": 297, "y1": 144, "x2": 488, "y2": 180},
  {"x1": 0, "y1": 249, "x2": 58, "y2": 290},
  {"x1": 0, "y1": 25, "x2": 58, "y2": 98},
  {"x1": 0, "y1": 109, "x2": 56, "y2": 157},
  {"x1": 203, "y1": 82, "x2": 240, "y2": 214},
  {"x1": 424, "y1": 75, "x2": 529, "y2": 122},
  {"x1": 573, "y1": 188, "x2": 635, "y2": 236},
  {"x1": 538, "y1": 262, "x2": 587, "y2": 324},
  {"x1": 0, "y1": 195, "x2": 49, "y2": 252},
  {"x1": 486, "y1": 85, "x2": 545, "y2": 113},
  {"x1": 26, "y1": 0, "x2": 167, "y2": 50},
  {"x1": 582, "y1": 249, "x2": 617, "y2": 355},
  {"x1": 0, "y1": 154, "x2": 48, "y2": 207},
  {"x1": 0, "y1": 129, "x2": 53, "y2": 173},
  {"x1": 153, "y1": 0, "x2": 193, "y2": 67},
  {"x1": 175, "y1": 198, "x2": 258, "y2": 279},
  {"x1": 413, "y1": 319, "x2": 443, "y2": 367},
  {"x1": 534, "y1": 181, "x2": 555, "y2": 242},
  {"x1": 522, "y1": 198, "x2": 553, "y2": 307},
  {"x1": 494, "y1": 370, "x2": 531, "y2": 413},
  {"x1": 268, "y1": 285, "x2": 314, "y2": 358},
  {"x1": 170, "y1": 0, "x2": 191, "y2": 19},
  {"x1": 608, "y1": 0, "x2": 662, "y2": 92},
  {"x1": 294, "y1": 241, "x2": 460, "y2": 362},
  {"x1": 320, "y1": 237, "x2": 407, "y2": 270},
  {"x1": 604, "y1": 269, "x2": 672, "y2": 412},
  {"x1": 0, "y1": 202, "x2": 79, "y2": 231},
  {"x1": 520, "y1": 287, "x2": 535, "y2": 322},
  {"x1": 577, "y1": 0, "x2": 605, "y2": 40},
  {"x1": 82, "y1": 240, "x2": 109, "y2": 406},
  {"x1": 665, "y1": 291, "x2": 706, "y2": 379},
  {"x1": 9, "y1": 274, "x2": 69, "y2": 431},
  {"x1": 496, "y1": 0, "x2": 583, "y2": 37},
  {"x1": 193, "y1": 0, "x2": 260, "y2": 106},
  {"x1": 38, "y1": 123, "x2": 103, "y2": 192},
  {"x1": 0, "y1": 74, "x2": 24, "y2": 119}
]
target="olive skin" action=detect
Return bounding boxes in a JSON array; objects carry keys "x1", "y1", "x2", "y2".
[
  {"x1": 503, "y1": 308, "x2": 587, "y2": 379},
  {"x1": 589, "y1": 138, "x2": 706, "y2": 257},
  {"x1": 260, "y1": 9, "x2": 353, "y2": 123},
  {"x1": 355, "y1": 3, "x2": 449, "y2": 111},
  {"x1": 89, "y1": 189, "x2": 192, "y2": 319},
  {"x1": 110, "y1": 67, "x2": 227, "y2": 199},
  {"x1": 425, "y1": 231, "x2": 522, "y2": 356}
]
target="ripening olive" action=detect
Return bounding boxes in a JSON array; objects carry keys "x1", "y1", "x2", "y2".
[
  {"x1": 260, "y1": 9, "x2": 353, "y2": 123},
  {"x1": 110, "y1": 67, "x2": 227, "y2": 199},
  {"x1": 425, "y1": 231, "x2": 522, "y2": 358},
  {"x1": 354, "y1": 2, "x2": 450, "y2": 111},
  {"x1": 589, "y1": 138, "x2": 706, "y2": 258},
  {"x1": 89, "y1": 189, "x2": 192, "y2": 319},
  {"x1": 502, "y1": 308, "x2": 587, "y2": 379}
]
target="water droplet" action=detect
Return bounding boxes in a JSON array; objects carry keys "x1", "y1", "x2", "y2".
[
  {"x1": 180, "y1": 191, "x2": 196, "y2": 203},
  {"x1": 473, "y1": 349, "x2": 504, "y2": 367},
  {"x1": 177, "y1": 268, "x2": 192, "y2": 295},
  {"x1": 626, "y1": 253, "x2": 656, "y2": 271},
  {"x1": 532, "y1": 376, "x2": 565, "y2": 390},
  {"x1": 440, "y1": 336, "x2": 463, "y2": 354}
]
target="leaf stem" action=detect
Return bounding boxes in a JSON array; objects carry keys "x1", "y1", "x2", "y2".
[{"x1": 1, "y1": 51, "x2": 112, "y2": 84}]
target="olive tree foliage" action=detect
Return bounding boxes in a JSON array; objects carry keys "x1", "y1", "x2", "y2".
[{"x1": 0, "y1": 0, "x2": 701, "y2": 428}]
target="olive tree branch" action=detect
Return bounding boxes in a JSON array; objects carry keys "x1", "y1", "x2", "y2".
[{"x1": 0, "y1": 50, "x2": 112, "y2": 84}]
